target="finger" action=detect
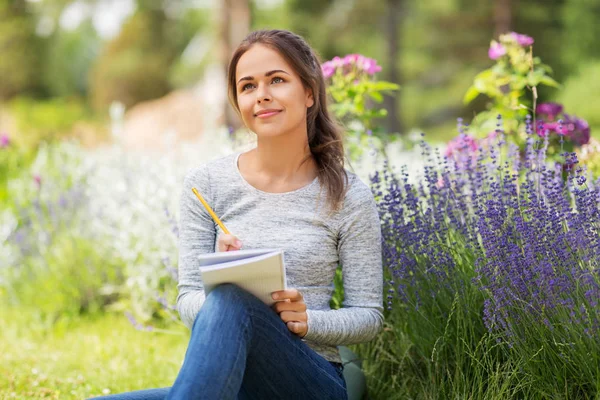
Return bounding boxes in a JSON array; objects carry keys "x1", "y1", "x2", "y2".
[
  {"x1": 272, "y1": 289, "x2": 303, "y2": 302},
  {"x1": 279, "y1": 311, "x2": 307, "y2": 323},
  {"x1": 286, "y1": 321, "x2": 307, "y2": 336},
  {"x1": 218, "y1": 234, "x2": 242, "y2": 252},
  {"x1": 273, "y1": 301, "x2": 307, "y2": 314}
]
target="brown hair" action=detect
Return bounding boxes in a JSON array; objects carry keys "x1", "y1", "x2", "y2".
[{"x1": 227, "y1": 29, "x2": 349, "y2": 213}]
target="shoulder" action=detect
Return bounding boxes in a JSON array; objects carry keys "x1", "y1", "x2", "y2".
[
  {"x1": 183, "y1": 152, "x2": 238, "y2": 186},
  {"x1": 329, "y1": 170, "x2": 378, "y2": 223},
  {"x1": 342, "y1": 170, "x2": 376, "y2": 208}
]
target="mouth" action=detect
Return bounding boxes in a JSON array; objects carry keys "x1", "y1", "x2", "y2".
[{"x1": 255, "y1": 110, "x2": 282, "y2": 118}]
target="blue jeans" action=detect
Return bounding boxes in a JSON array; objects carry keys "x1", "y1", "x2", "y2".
[{"x1": 90, "y1": 284, "x2": 348, "y2": 399}]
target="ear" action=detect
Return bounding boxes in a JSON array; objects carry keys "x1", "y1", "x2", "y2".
[{"x1": 305, "y1": 89, "x2": 314, "y2": 108}]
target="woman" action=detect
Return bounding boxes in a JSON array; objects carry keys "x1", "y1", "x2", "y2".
[{"x1": 93, "y1": 29, "x2": 383, "y2": 400}]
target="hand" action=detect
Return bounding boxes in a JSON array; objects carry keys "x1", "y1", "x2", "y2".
[
  {"x1": 271, "y1": 289, "x2": 308, "y2": 338},
  {"x1": 217, "y1": 234, "x2": 242, "y2": 252}
]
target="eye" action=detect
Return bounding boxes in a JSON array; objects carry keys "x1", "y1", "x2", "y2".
[
  {"x1": 241, "y1": 82, "x2": 255, "y2": 92},
  {"x1": 271, "y1": 76, "x2": 284, "y2": 84}
]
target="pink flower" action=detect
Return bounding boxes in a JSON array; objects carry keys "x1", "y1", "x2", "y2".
[
  {"x1": 322, "y1": 54, "x2": 382, "y2": 77},
  {"x1": 444, "y1": 134, "x2": 478, "y2": 157},
  {"x1": 321, "y1": 62, "x2": 336, "y2": 78},
  {"x1": 535, "y1": 115, "x2": 591, "y2": 146},
  {"x1": 479, "y1": 130, "x2": 499, "y2": 148},
  {"x1": 33, "y1": 174, "x2": 42, "y2": 188},
  {"x1": 535, "y1": 122, "x2": 551, "y2": 138},
  {"x1": 343, "y1": 54, "x2": 361, "y2": 64},
  {"x1": 360, "y1": 57, "x2": 382, "y2": 75},
  {"x1": 510, "y1": 32, "x2": 534, "y2": 47},
  {"x1": 488, "y1": 41, "x2": 506, "y2": 60},
  {"x1": 0, "y1": 133, "x2": 9, "y2": 148}
]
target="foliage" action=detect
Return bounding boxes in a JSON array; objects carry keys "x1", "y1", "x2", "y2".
[
  {"x1": 463, "y1": 32, "x2": 558, "y2": 135},
  {"x1": 42, "y1": 20, "x2": 101, "y2": 98},
  {"x1": 0, "y1": 129, "x2": 245, "y2": 324},
  {"x1": 0, "y1": 0, "x2": 42, "y2": 100},
  {"x1": 88, "y1": 7, "x2": 191, "y2": 111},
  {"x1": 0, "y1": 132, "x2": 36, "y2": 205},
  {"x1": 557, "y1": 60, "x2": 600, "y2": 131},
  {"x1": 8, "y1": 96, "x2": 93, "y2": 150},
  {"x1": 322, "y1": 54, "x2": 400, "y2": 160},
  {"x1": 460, "y1": 32, "x2": 597, "y2": 174},
  {"x1": 1, "y1": 142, "x2": 124, "y2": 318}
]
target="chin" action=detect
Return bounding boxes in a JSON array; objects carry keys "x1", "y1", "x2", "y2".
[{"x1": 253, "y1": 126, "x2": 289, "y2": 138}]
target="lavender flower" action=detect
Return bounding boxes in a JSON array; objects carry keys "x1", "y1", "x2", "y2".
[
  {"x1": 374, "y1": 126, "x2": 600, "y2": 346},
  {"x1": 125, "y1": 311, "x2": 154, "y2": 332}
]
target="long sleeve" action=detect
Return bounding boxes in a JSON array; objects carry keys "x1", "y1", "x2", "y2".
[
  {"x1": 176, "y1": 166, "x2": 217, "y2": 330},
  {"x1": 303, "y1": 179, "x2": 384, "y2": 345}
]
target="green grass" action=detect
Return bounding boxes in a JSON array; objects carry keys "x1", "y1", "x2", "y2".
[{"x1": 0, "y1": 307, "x2": 189, "y2": 399}]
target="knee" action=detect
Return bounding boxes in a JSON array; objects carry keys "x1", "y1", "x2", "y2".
[
  {"x1": 192, "y1": 284, "x2": 254, "y2": 329},
  {"x1": 202, "y1": 284, "x2": 253, "y2": 313},
  {"x1": 209, "y1": 283, "x2": 245, "y2": 302}
]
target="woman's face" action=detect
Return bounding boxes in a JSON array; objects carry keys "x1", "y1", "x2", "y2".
[{"x1": 235, "y1": 44, "x2": 314, "y2": 140}]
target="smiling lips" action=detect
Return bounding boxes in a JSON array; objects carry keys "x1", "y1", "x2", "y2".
[{"x1": 255, "y1": 109, "x2": 282, "y2": 118}]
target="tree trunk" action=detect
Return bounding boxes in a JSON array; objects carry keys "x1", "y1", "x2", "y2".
[
  {"x1": 218, "y1": 0, "x2": 250, "y2": 131},
  {"x1": 383, "y1": 0, "x2": 403, "y2": 135},
  {"x1": 493, "y1": 0, "x2": 512, "y2": 37}
]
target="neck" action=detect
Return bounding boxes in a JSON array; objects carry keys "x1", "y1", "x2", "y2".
[{"x1": 249, "y1": 135, "x2": 316, "y2": 183}]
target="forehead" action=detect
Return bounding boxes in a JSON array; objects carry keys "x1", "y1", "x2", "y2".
[{"x1": 236, "y1": 44, "x2": 295, "y2": 79}]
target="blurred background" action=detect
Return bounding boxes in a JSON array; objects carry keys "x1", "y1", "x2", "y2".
[
  {"x1": 1, "y1": 0, "x2": 599, "y2": 152},
  {"x1": 2, "y1": 0, "x2": 600, "y2": 398}
]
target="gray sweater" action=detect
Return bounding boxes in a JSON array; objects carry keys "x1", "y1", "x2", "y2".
[{"x1": 176, "y1": 152, "x2": 383, "y2": 363}]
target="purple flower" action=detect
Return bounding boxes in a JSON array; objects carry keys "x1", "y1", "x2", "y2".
[
  {"x1": 541, "y1": 115, "x2": 591, "y2": 146},
  {"x1": 561, "y1": 115, "x2": 591, "y2": 146},
  {"x1": 510, "y1": 32, "x2": 534, "y2": 47},
  {"x1": 0, "y1": 133, "x2": 9, "y2": 148},
  {"x1": 536, "y1": 102, "x2": 564, "y2": 121},
  {"x1": 488, "y1": 41, "x2": 506, "y2": 60}
]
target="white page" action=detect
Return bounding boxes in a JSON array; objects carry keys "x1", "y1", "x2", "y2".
[
  {"x1": 197, "y1": 248, "x2": 282, "y2": 268},
  {"x1": 199, "y1": 249, "x2": 286, "y2": 305}
]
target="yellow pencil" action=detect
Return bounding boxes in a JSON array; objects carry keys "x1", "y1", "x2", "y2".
[{"x1": 191, "y1": 187, "x2": 231, "y2": 235}]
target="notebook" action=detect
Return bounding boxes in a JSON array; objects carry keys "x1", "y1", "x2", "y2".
[{"x1": 198, "y1": 248, "x2": 287, "y2": 305}]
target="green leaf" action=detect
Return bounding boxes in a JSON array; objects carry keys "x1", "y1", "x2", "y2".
[
  {"x1": 539, "y1": 76, "x2": 560, "y2": 88},
  {"x1": 366, "y1": 81, "x2": 401, "y2": 91},
  {"x1": 463, "y1": 85, "x2": 480, "y2": 104},
  {"x1": 368, "y1": 91, "x2": 384, "y2": 103}
]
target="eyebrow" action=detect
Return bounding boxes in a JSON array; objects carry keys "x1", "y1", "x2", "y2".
[{"x1": 237, "y1": 69, "x2": 290, "y2": 84}]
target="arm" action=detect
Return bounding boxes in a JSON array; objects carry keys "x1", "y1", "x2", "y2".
[
  {"x1": 176, "y1": 166, "x2": 217, "y2": 330},
  {"x1": 303, "y1": 179, "x2": 384, "y2": 346}
]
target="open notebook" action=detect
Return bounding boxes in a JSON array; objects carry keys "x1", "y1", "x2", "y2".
[{"x1": 198, "y1": 248, "x2": 287, "y2": 305}]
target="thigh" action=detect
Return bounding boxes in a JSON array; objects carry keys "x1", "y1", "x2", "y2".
[
  {"x1": 88, "y1": 387, "x2": 171, "y2": 400},
  {"x1": 232, "y1": 290, "x2": 347, "y2": 400}
]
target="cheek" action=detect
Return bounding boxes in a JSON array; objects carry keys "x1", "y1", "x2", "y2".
[{"x1": 237, "y1": 97, "x2": 254, "y2": 123}]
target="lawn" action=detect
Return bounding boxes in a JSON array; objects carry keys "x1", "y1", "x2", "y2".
[{"x1": 0, "y1": 308, "x2": 189, "y2": 399}]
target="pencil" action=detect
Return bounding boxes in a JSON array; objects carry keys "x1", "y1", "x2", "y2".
[{"x1": 191, "y1": 187, "x2": 231, "y2": 235}]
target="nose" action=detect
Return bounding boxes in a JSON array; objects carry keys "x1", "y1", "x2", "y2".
[{"x1": 255, "y1": 83, "x2": 271, "y2": 103}]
